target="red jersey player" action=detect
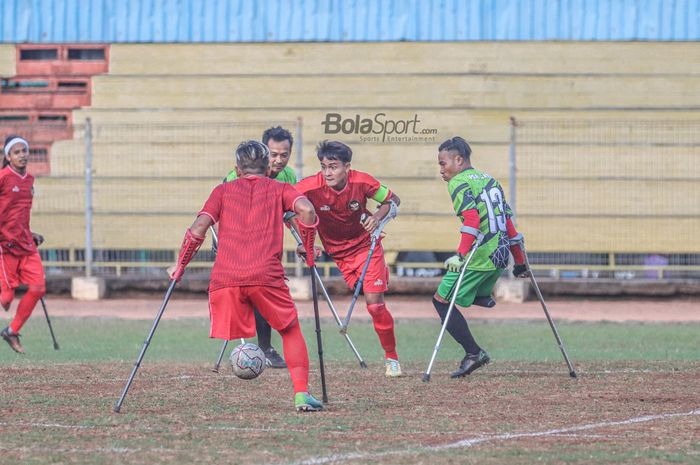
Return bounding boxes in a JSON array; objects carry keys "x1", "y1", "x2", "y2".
[
  {"x1": 295, "y1": 140, "x2": 403, "y2": 378},
  {"x1": 0, "y1": 135, "x2": 46, "y2": 354},
  {"x1": 167, "y1": 140, "x2": 323, "y2": 412}
]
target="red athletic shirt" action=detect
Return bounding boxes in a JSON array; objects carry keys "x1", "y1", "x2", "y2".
[
  {"x1": 0, "y1": 166, "x2": 37, "y2": 256},
  {"x1": 295, "y1": 170, "x2": 391, "y2": 260},
  {"x1": 199, "y1": 175, "x2": 304, "y2": 291}
]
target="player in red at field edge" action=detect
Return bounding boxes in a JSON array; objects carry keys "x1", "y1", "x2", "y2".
[
  {"x1": 0, "y1": 135, "x2": 47, "y2": 354},
  {"x1": 295, "y1": 140, "x2": 403, "y2": 378},
  {"x1": 167, "y1": 140, "x2": 323, "y2": 412}
]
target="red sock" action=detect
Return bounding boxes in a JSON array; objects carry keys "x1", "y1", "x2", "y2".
[
  {"x1": 278, "y1": 319, "x2": 309, "y2": 394},
  {"x1": 10, "y1": 285, "x2": 44, "y2": 334},
  {"x1": 367, "y1": 303, "x2": 398, "y2": 360}
]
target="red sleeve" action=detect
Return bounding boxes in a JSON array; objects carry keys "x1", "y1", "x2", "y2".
[
  {"x1": 457, "y1": 209, "x2": 480, "y2": 255},
  {"x1": 506, "y1": 217, "x2": 525, "y2": 264},
  {"x1": 198, "y1": 184, "x2": 224, "y2": 223},
  {"x1": 281, "y1": 183, "x2": 305, "y2": 212}
]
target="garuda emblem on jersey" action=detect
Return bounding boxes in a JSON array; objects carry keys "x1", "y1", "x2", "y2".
[{"x1": 348, "y1": 200, "x2": 360, "y2": 211}]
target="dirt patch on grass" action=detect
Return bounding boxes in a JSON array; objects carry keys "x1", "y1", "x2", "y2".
[{"x1": 0, "y1": 361, "x2": 698, "y2": 464}]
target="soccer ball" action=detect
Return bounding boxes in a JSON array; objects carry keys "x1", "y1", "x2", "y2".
[{"x1": 229, "y1": 343, "x2": 266, "y2": 380}]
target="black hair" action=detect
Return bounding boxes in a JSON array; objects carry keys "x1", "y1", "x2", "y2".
[
  {"x1": 316, "y1": 140, "x2": 352, "y2": 163},
  {"x1": 262, "y1": 126, "x2": 293, "y2": 149},
  {"x1": 438, "y1": 136, "x2": 472, "y2": 160},
  {"x1": 3, "y1": 134, "x2": 26, "y2": 168},
  {"x1": 235, "y1": 140, "x2": 270, "y2": 174}
]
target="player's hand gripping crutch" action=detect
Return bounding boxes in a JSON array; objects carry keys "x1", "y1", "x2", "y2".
[
  {"x1": 114, "y1": 229, "x2": 204, "y2": 412},
  {"x1": 422, "y1": 234, "x2": 483, "y2": 382},
  {"x1": 339, "y1": 201, "x2": 398, "y2": 334},
  {"x1": 510, "y1": 234, "x2": 577, "y2": 378},
  {"x1": 284, "y1": 213, "x2": 367, "y2": 368}
]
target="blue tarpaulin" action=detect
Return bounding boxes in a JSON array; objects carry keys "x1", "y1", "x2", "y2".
[{"x1": 1, "y1": 0, "x2": 698, "y2": 43}]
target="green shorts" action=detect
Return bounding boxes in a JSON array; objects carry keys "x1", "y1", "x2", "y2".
[{"x1": 437, "y1": 268, "x2": 503, "y2": 308}]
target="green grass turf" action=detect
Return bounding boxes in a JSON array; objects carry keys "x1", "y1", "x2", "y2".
[
  {"x1": 1, "y1": 316, "x2": 698, "y2": 465},
  {"x1": 1, "y1": 316, "x2": 698, "y2": 365}
]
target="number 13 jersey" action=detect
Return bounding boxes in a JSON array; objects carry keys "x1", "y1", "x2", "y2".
[{"x1": 448, "y1": 168, "x2": 513, "y2": 271}]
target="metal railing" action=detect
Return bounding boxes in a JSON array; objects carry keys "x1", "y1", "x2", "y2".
[{"x1": 16, "y1": 117, "x2": 700, "y2": 281}]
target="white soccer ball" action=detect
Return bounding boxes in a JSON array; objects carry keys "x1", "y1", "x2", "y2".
[{"x1": 229, "y1": 343, "x2": 266, "y2": 380}]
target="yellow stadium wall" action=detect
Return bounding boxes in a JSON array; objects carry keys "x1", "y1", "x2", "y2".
[{"x1": 4, "y1": 42, "x2": 698, "y2": 256}]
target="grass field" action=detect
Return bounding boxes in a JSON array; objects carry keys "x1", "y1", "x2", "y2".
[{"x1": 0, "y1": 316, "x2": 698, "y2": 464}]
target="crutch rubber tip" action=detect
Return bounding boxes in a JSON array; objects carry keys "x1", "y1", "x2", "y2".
[
  {"x1": 53, "y1": 343, "x2": 60, "y2": 350},
  {"x1": 422, "y1": 373, "x2": 431, "y2": 383},
  {"x1": 113, "y1": 405, "x2": 121, "y2": 413},
  {"x1": 360, "y1": 361, "x2": 368, "y2": 368},
  {"x1": 211, "y1": 367, "x2": 220, "y2": 373},
  {"x1": 569, "y1": 371, "x2": 578, "y2": 379}
]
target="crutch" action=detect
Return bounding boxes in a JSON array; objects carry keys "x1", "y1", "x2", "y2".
[
  {"x1": 422, "y1": 235, "x2": 483, "y2": 382},
  {"x1": 311, "y1": 264, "x2": 329, "y2": 403},
  {"x1": 511, "y1": 235, "x2": 577, "y2": 378},
  {"x1": 32, "y1": 239, "x2": 60, "y2": 350},
  {"x1": 285, "y1": 217, "x2": 367, "y2": 368},
  {"x1": 212, "y1": 338, "x2": 247, "y2": 373},
  {"x1": 39, "y1": 298, "x2": 60, "y2": 350},
  {"x1": 114, "y1": 279, "x2": 177, "y2": 413},
  {"x1": 340, "y1": 201, "x2": 398, "y2": 334}
]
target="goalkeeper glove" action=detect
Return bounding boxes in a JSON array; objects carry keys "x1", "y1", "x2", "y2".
[{"x1": 444, "y1": 254, "x2": 466, "y2": 273}]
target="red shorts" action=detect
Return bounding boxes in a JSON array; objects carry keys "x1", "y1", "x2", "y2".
[
  {"x1": 0, "y1": 250, "x2": 45, "y2": 290},
  {"x1": 208, "y1": 284, "x2": 298, "y2": 340},
  {"x1": 335, "y1": 243, "x2": 389, "y2": 294}
]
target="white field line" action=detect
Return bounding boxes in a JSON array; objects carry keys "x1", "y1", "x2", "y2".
[
  {"x1": 0, "y1": 421, "x2": 608, "y2": 437},
  {"x1": 0, "y1": 421, "x2": 304, "y2": 433},
  {"x1": 267, "y1": 408, "x2": 700, "y2": 465},
  {"x1": 0, "y1": 410, "x2": 696, "y2": 459}
]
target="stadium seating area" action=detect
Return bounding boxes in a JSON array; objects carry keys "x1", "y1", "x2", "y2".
[{"x1": 1, "y1": 42, "x2": 698, "y2": 272}]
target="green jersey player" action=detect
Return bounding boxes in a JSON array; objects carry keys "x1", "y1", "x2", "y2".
[
  {"x1": 434, "y1": 136, "x2": 527, "y2": 378},
  {"x1": 225, "y1": 164, "x2": 296, "y2": 184},
  {"x1": 224, "y1": 127, "x2": 297, "y2": 185}
]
